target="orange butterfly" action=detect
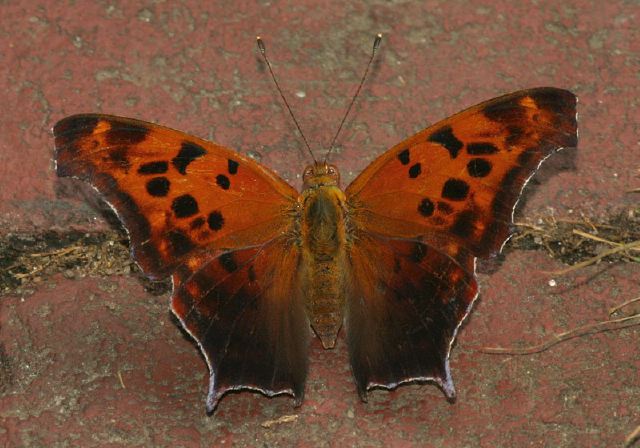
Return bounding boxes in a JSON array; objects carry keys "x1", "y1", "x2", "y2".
[{"x1": 54, "y1": 36, "x2": 577, "y2": 412}]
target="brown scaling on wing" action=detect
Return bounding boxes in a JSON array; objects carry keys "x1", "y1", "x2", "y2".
[
  {"x1": 54, "y1": 114, "x2": 298, "y2": 280},
  {"x1": 346, "y1": 87, "x2": 578, "y2": 260},
  {"x1": 54, "y1": 114, "x2": 311, "y2": 410},
  {"x1": 343, "y1": 87, "x2": 577, "y2": 397},
  {"x1": 345, "y1": 234, "x2": 478, "y2": 399},
  {"x1": 171, "y1": 236, "x2": 309, "y2": 412}
]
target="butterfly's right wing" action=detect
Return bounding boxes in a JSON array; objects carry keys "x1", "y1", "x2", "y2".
[
  {"x1": 344, "y1": 88, "x2": 577, "y2": 398},
  {"x1": 345, "y1": 234, "x2": 478, "y2": 399}
]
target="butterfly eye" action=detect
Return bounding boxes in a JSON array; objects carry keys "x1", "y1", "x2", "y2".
[
  {"x1": 327, "y1": 166, "x2": 336, "y2": 175},
  {"x1": 303, "y1": 167, "x2": 314, "y2": 178}
]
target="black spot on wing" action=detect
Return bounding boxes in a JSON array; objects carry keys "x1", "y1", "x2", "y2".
[
  {"x1": 228, "y1": 159, "x2": 239, "y2": 175},
  {"x1": 216, "y1": 174, "x2": 230, "y2": 190},
  {"x1": 506, "y1": 125, "x2": 525, "y2": 146},
  {"x1": 428, "y1": 126, "x2": 463, "y2": 159},
  {"x1": 190, "y1": 217, "x2": 206, "y2": 229},
  {"x1": 219, "y1": 252, "x2": 237, "y2": 273},
  {"x1": 437, "y1": 201, "x2": 453, "y2": 215},
  {"x1": 172, "y1": 194, "x2": 199, "y2": 218},
  {"x1": 207, "y1": 211, "x2": 224, "y2": 231},
  {"x1": 451, "y1": 210, "x2": 476, "y2": 239},
  {"x1": 105, "y1": 121, "x2": 150, "y2": 146},
  {"x1": 138, "y1": 161, "x2": 168, "y2": 174},
  {"x1": 248, "y1": 265, "x2": 256, "y2": 282},
  {"x1": 528, "y1": 88, "x2": 576, "y2": 118},
  {"x1": 146, "y1": 177, "x2": 170, "y2": 197},
  {"x1": 166, "y1": 230, "x2": 195, "y2": 259},
  {"x1": 53, "y1": 115, "x2": 100, "y2": 152},
  {"x1": 408, "y1": 163, "x2": 422, "y2": 179},
  {"x1": 173, "y1": 141, "x2": 206, "y2": 175},
  {"x1": 442, "y1": 179, "x2": 469, "y2": 201},
  {"x1": 467, "y1": 143, "x2": 499, "y2": 155},
  {"x1": 418, "y1": 198, "x2": 434, "y2": 217},
  {"x1": 517, "y1": 148, "x2": 536, "y2": 167},
  {"x1": 482, "y1": 96, "x2": 526, "y2": 123},
  {"x1": 467, "y1": 159, "x2": 492, "y2": 177},
  {"x1": 108, "y1": 148, "x2": 130, "y2": 170},
  {"x1": 397, "y1": 148, "x2": 410, "y2": 165}
]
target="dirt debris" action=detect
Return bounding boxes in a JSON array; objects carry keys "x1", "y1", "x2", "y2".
[
  {"x1": 508, "y1": 207, "x2": 640, "y2": 266},
  {"x1": 0, "y1": 230, "x2": 170, "y2": 296}
]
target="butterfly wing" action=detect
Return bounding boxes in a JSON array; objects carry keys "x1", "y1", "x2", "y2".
[
  {"x1": 346, "y1": 235, "x2": 477, "y2": 399},
  {"x1": 55, "y1": 114, "x2": 298, "y2": 279},
  {"x1": 171, "y1": 236, "x2": 308, "y2": 411},
  {"x1": 345, "y1": 88, "x2": 577, "y2": 397},
  {"x1": 54, "y1": 114, "x2": 308, "y2": 409},
  {"x1": 347, "y1": 87, "x2": 578, "y2": 258}
]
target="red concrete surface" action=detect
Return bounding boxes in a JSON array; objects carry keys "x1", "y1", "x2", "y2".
[{"x1": 1, "y1": 1, "x2": 639, "y2": 446}]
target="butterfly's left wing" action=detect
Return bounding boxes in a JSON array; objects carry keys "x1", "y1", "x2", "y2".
[
  {"x1": 344, "y1": 88, "x2": 577, "y2": 398},
  {"x1": 172, "y1": 236, "x2": 308, "y2": 412}
]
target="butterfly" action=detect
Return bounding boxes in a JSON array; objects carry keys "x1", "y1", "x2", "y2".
[{"x1": 53, "y1": 38, "x2": 577, "y2": 412}]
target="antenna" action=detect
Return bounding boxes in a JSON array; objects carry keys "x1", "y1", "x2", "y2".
[
  {"x1": 256, "y1": 36, "x2": 316, "y2": 163},
  {"x1": 324, "y1": 33, "x2": 382, "y2": 162}
]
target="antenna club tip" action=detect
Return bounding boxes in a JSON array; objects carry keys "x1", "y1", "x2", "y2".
[
  {"x1": 256, "y1": 36, "x2": 266, "y2": 53},
  {"x1": 373, "y1": 33, "x2": 382, "y2": 51}
]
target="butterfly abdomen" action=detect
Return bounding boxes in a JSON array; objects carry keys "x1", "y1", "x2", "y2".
[{"x1": 300, "y1": 185, "x2": 349, "y2": 349}]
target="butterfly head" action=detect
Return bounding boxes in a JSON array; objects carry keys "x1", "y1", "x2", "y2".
[{"x1": 302, "y1": 162, "x2": 340, "y2": 189}]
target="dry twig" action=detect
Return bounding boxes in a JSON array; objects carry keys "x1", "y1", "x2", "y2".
[
  {"x1": 549, "y1": 240, "x2": 640, "y2": 276},
  {"x1": 261, "y1": 415, "x2": 299, "y2": 428},
  {"x1": 610, "y1": 297, "x2": 640, "y2": 316},
  {"x1": 626, "y1": 425, "x2": 640, "y2": 448},
  {"x1": 478, "y1": 314, "x2": 640, "y2": 355}
]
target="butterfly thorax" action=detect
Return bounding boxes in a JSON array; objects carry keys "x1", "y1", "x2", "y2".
[{"x1": 299, "y1": 164, "x2": 348, "y2": 349}]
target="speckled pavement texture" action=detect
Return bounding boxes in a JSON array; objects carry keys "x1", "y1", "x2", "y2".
[{"x1": 1, "y1": 1, "x2": 639, "y2": 447}]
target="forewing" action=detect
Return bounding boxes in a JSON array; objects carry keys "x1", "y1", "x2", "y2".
[
  {"x1": 346, "y1": 88, "x2": 578, "y2": 258},
  {"x1": 171, "y1": 236, "x2": 308, "y2": 411},
  {"x1": 346, "y1": 235, "x2": 478, "y2": 399},
  {"x1": 54, "y1": 114, "x2": 298, "y2": 279}
]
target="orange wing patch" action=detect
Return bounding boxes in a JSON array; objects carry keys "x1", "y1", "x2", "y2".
[
  {"x1": 55, "y1": 114, "x2": 298, "y2": 279},
  {"x1": 347, "y1": 88, "x2": 578, "y2": 258}
]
